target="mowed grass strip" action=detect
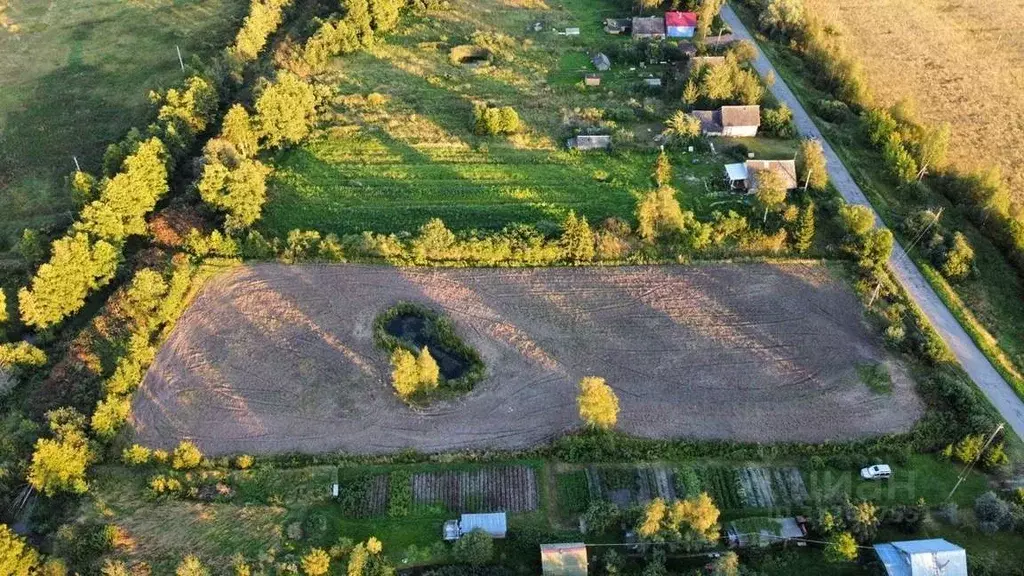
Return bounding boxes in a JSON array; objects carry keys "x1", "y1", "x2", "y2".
[{"x1": 0, "y1": 0, "x2": 246, "y2": 245}]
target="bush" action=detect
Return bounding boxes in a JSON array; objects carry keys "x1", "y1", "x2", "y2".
[
  {"x1": 761, "y1": 105, "x2": 796, "y2": 138},
  {"x1": 451, "y1": 528, "x2": 494, "y2": 566},
  {"x1": 814, "y1": 99, "x2": 852, "y2": 123},
  {"x1": 236, "y1": 454, "x2": 254, "y2": 469},
  {"x1": 974, "y1": 492, "x2": 1014, "y2": 532},
  {"x1": 122, "y1": 444, "x2": 152, "y2": 466},
  {"x1": 472, "y1": 104, "x2": 520, "y2": 135},
  {"x1": 171, "y1": 441, "x2": 203, "y2": 470}
]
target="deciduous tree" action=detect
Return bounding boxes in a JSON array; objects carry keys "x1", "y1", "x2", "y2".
[
  {"x1": 172, "y1": 440, "x2": 203, "y2": 470},
  {"x1": 452, "y1": 528, "x2": 493, "y2": 565},
  {"x1": 255, "y1": 72, "x2": 318, "y2": 148},
  {"x1": 824, "y1": 531, "x2": 858, "y2": 562},
  {"x1": 198, "y1": 140, "x2": 273, "y2": 231},
  {"x1": 27, "y1": 409, "x2": 92, "y2": 496},
  {"x1": 301, "y1": 548, "x2": 331, "y2": 576},
  {"x1": 0, "y1": 524, "x2": 40, "y2": 576},
  {"x1": 416, "y1": 347, "x2": 440, "y2": 388},
  {"x1": 577, "y1": 376, "x2": 619, "y2": 430},
  {"x1": 797, "y1": 139, "x2": 828, "y2": 191},
  {"x1": 18, "y1": 233, "x2": 121, "y2": 329},
  {"x1": 221, "y1": 105, "x2": 260, "y2": 157}
]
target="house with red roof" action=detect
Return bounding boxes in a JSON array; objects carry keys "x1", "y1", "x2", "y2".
[{"x1": 666, "y1": 11, "x2": 698, "y2": 38}]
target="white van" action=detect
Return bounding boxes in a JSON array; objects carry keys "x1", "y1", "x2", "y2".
[{"x1": 860, "y1": 464, "x2": 892, "y2": 480}]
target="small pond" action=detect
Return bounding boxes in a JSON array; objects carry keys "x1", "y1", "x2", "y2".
[{"x1": 384, "y1": 313, "x2": 470, "y2": 381}]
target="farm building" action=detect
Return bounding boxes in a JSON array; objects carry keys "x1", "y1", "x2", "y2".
[
  {"x1": 665, "y1": 11, "x2": 698, "y2": 38},
  {"x1": 643, "y1": 77, "x2": 662, "y2": 87},
  {"x1": 584, "y1": 74, "x2": 601, "y2": 86},
  {"x1": 726, "y1": 517, "x2": 807, "y2": 548},
  {"x1": 459, "y1": 512, "x2": 507, "y2": 538},
  {"x1": 691, "y1": 105, "x2": 761, "y2": 137},
  {"x1": 567, "y1": 135, "x2": 612, "y2": 150},
  {"x1": 873, "y1": 539, "x2": 967, "y2": 576},
  {"x1": 591, "y1": 52, "x2": 611, "y2": 71},
  {"x1": 540, "y1": 543, "x2": 588, "y2": 576},
  {"x1": 604, "y1": 18, "x2": 631, "y2": 34},
  {"x1": 725, "y1": 159, "x2": 799, "y2": 193},
  {"x1": 632, "y1": 16, "x2": 666, "y2": 39}
]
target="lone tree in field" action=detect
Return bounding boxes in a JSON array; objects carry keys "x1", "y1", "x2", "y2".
[
  {"x1": 560, "y1": 211, "x2": 595, "y2": 263},
  {"x1": 577, "y1": 376, "x2": 619, "y2": 430},
  {"x1": 796, "y1": 139, "x2": 828, "y2": 191}
]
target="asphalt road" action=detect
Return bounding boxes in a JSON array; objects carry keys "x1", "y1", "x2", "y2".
[{"x1": 721, "y1": 3, "x2": 1024, "y2": 439}]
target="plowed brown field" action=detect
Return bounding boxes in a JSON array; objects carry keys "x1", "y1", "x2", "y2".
[{"x1": 131, "y1": 263, "x2": 923, "y2": 455}]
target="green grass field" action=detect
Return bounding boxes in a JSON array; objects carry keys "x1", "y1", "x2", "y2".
[
  {"x1": 0, "y1": 0, "x2": 246, "y2": 249},
  {"x1": 260, "y1": 0, "x2": 771, "y2": 238}
]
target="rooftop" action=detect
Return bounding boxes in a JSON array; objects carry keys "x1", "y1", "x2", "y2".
[
  {"x1": 874, "y1": 539, "x2": 967, "y2": 576},
  {"x1": 721, "y1": 105, "x2": 761, "y2": 128},
  {"x1": 632, "y1": 16, "x2": 666, "y2": 36},
  {"x1": 665, "y1": 12, "x2": 698, "y2": 27}
]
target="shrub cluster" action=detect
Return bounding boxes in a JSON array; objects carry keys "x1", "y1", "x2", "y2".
[{"x1": 472, "y1": 103, "x2": 521, "y2": 136}]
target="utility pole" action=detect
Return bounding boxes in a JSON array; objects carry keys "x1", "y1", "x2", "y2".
[
  {"x1": 176, "y1": 45, "x2": 185, "y2": 72},
  {"x1": 803, "y1": 168, "x2": 812, "y2": 193},
  {"x1": 946, "y1": 423, "x2": 1005, "y2": 502},
  {"x1": 73, "y1": 156, "x2": 81, "y2": 172}
]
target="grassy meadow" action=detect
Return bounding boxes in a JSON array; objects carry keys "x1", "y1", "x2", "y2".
[
  {"x1": 804, "y1": 0, "x2": 1024, "y2": 201},
  {"x1": 261, "y1": 0, "x2": 780, "y2": 238},
  {"x1": 0, "y1": 0, "x2": 247, "y2": 249}
]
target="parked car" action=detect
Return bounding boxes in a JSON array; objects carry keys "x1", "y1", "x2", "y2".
[{"x1": 860, "y1": 464, "x2": 892, "y2": 480}]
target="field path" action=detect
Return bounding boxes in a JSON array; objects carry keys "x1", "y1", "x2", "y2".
[{"x1": 721, "y1": 3, "x2": 1024, "y2": 438}]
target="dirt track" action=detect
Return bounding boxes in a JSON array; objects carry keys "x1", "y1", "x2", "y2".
[{"x1": 131, "y1": 263, "x2": 924, "y2": 456}]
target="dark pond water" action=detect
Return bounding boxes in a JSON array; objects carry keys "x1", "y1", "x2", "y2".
[{"x1": 384, "y1": 314, "x2": 469, "y2": 380}]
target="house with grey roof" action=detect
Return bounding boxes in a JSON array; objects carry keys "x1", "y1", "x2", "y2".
[
  {"x1": 632, "y1": 16, "x2": 666, "y2": 39},
  {"x1": 691, "y1": 105, "x2": 761, "y2": 137}
]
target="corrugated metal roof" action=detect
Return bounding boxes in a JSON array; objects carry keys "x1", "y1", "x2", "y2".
[
  {"x1": 874, "y1": 539, "x2": 967, "y2": 576},
  {"x1": 725, "y1": 163, "x2": 748, "y2": 182},
  {"x1": 460, "y1": 512, "x2": 507, "y2": 537}
]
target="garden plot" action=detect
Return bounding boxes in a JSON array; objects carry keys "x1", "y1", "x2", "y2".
[
  {"x1": 586, "y1": 465, "x2": 677, "y2": 508},
  {"x1": 736, "y1": 467, "x2": 808, "y2": 509},
  {"x1": 411, "y1": 466, "x2": 538, "y2": 513},
  {"x1": 131, "y1": 263, "x2": 924, "y2": 455}
]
